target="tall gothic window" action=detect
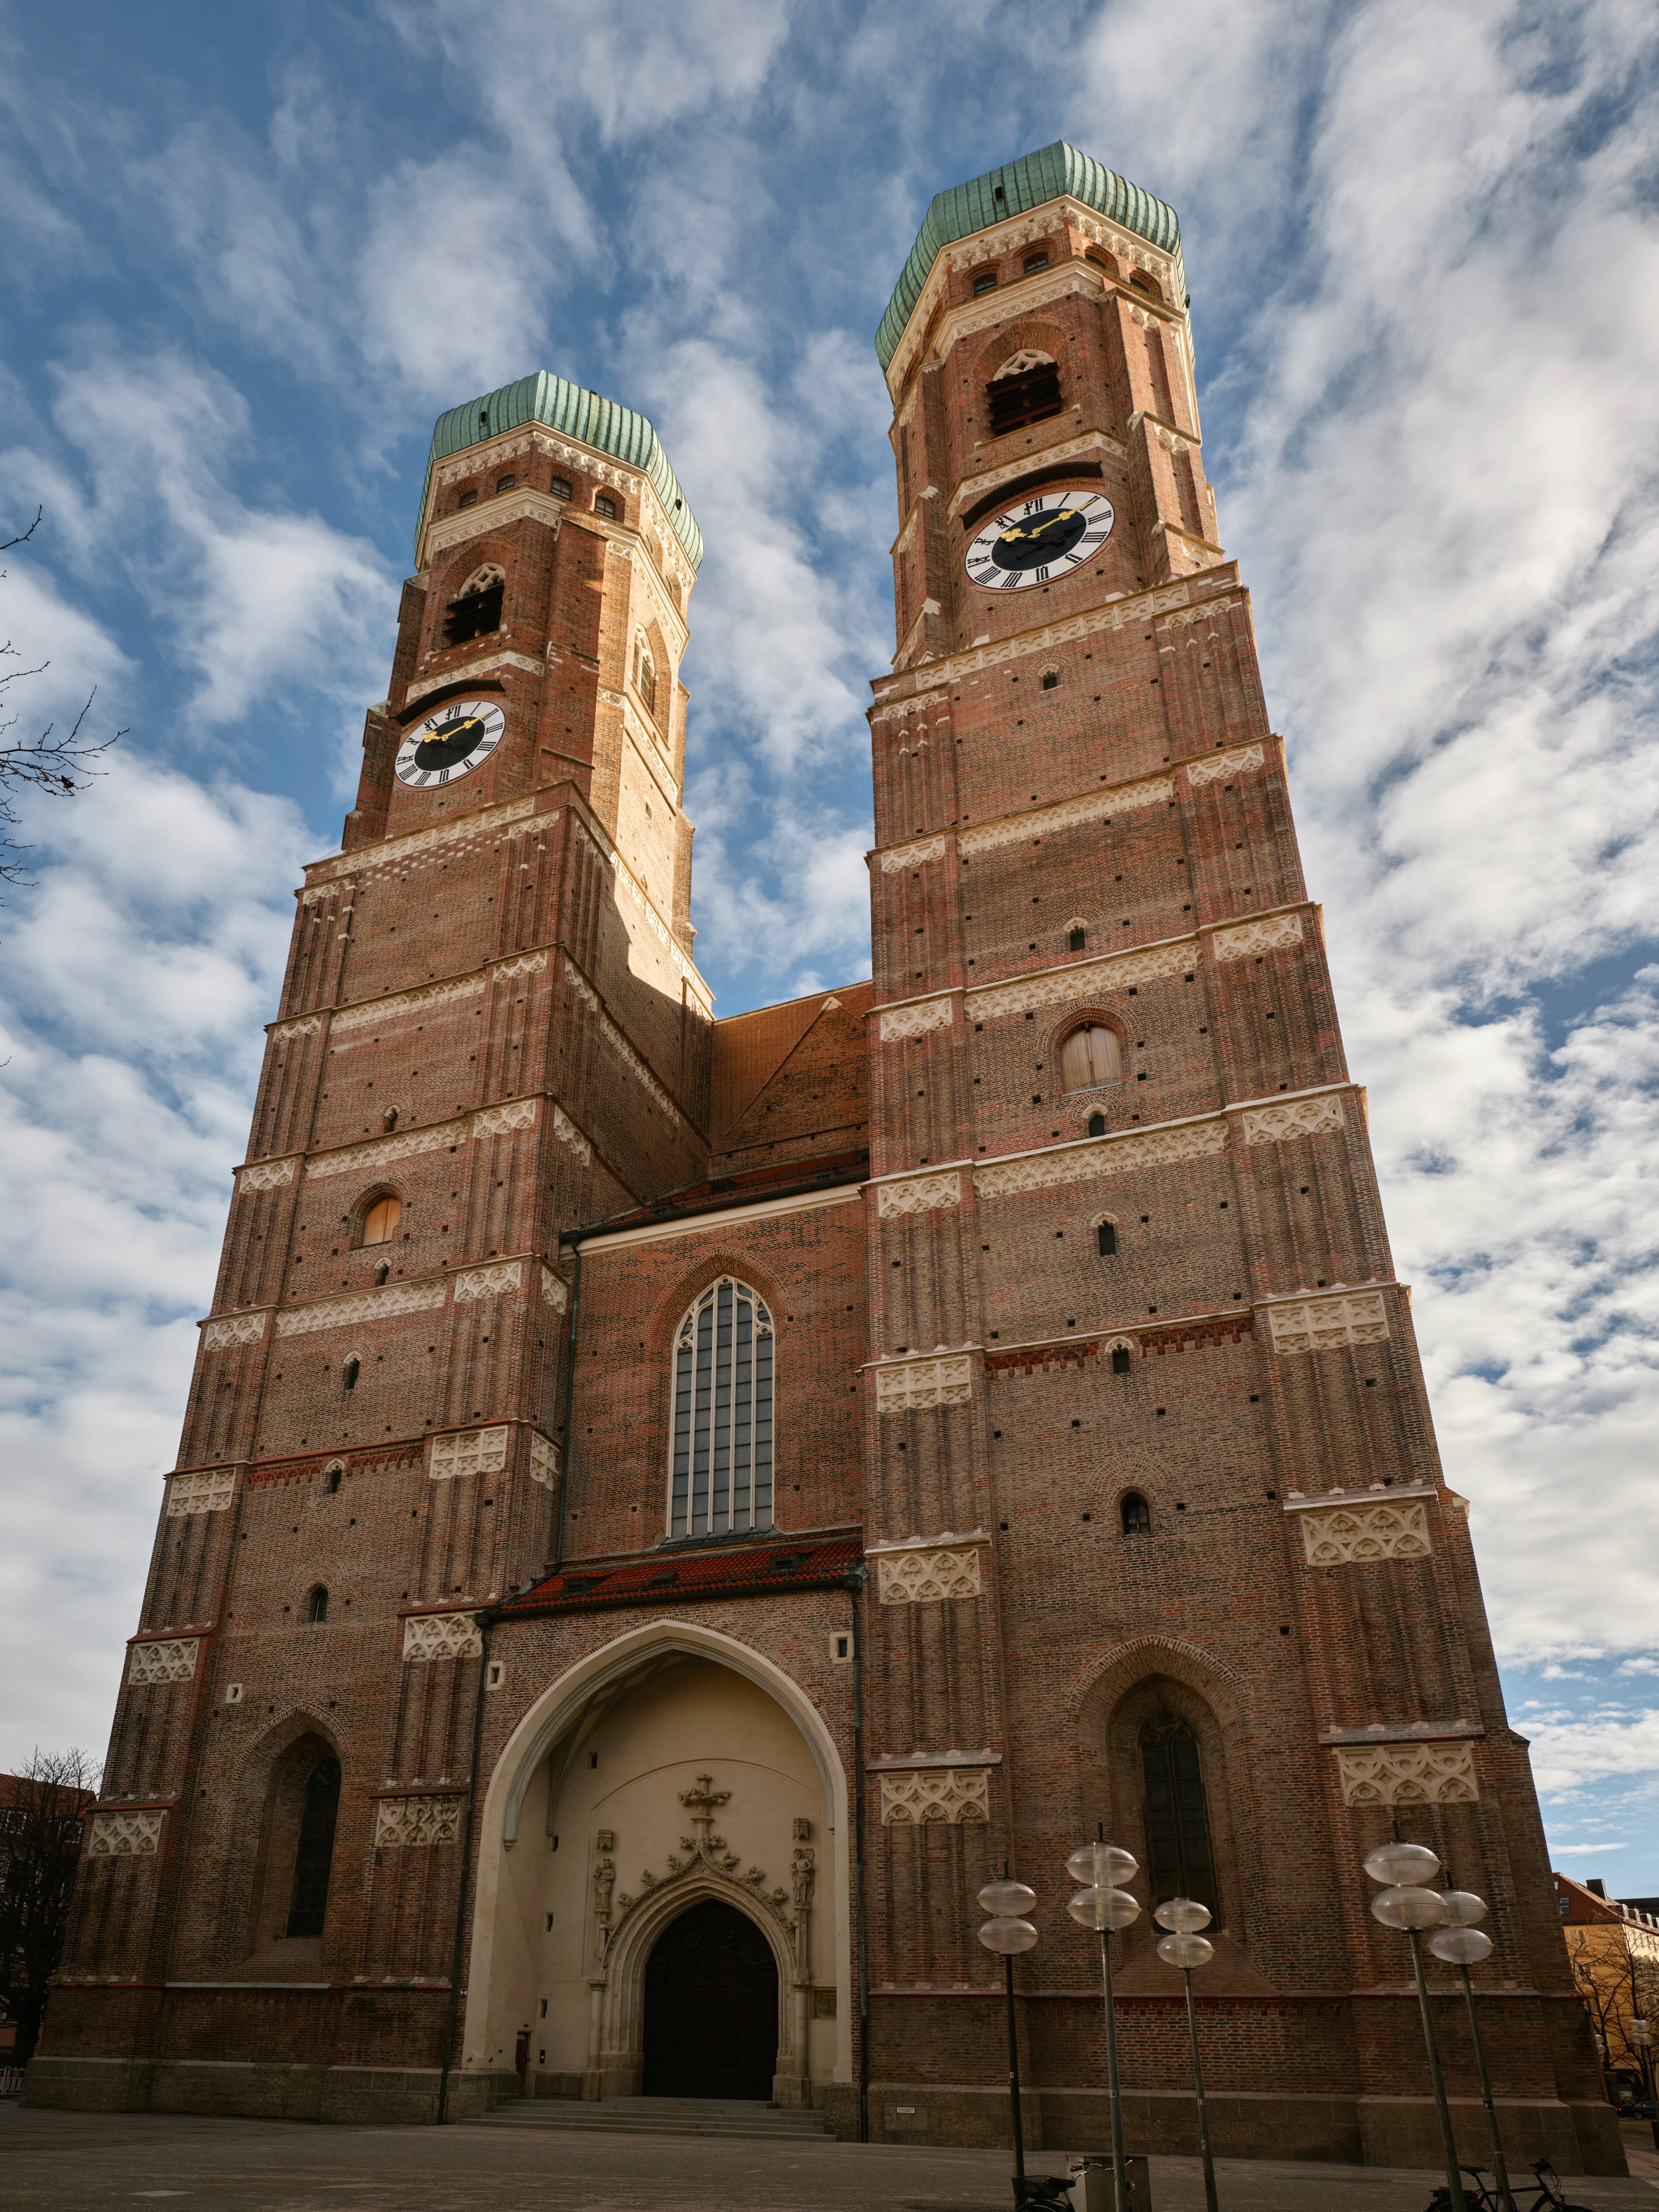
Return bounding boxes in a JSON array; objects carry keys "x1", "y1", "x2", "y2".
[
  {"x1": 670, "y1": 1278, "x2": 773, "y2": 1539},
  {"x1": 284, "y1": 1755, "x2": 341, "y2": 1938},
  {"x1": 634, "y1": 636, "x2": 657, "y2": 717},
  {"x1": 442, "y1": 566, "x2": 504, "y2": 647},
  {"x1": 1139, "y1": 1712, "x2": 1218, "y2": 1912}
]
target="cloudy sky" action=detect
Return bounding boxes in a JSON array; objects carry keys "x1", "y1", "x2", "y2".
[{"x1": 3, "y1": 0, "x2": 1657, "y2": 1893}]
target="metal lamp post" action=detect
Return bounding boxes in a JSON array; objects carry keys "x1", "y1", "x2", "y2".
[
  {"x1": 1427, "y1": 1889, "x2": 1515, "y2": 2212},
  {"x1": 1155, "y1": 1898, "x2": 1220, "y2": 2212},
  {"x1": 1364, "y1": 1841, "x2": 1462, "y2": 2210},
  {"x1": 978, "y1": 1878, "x2": 1040, "y2": 2199},
  {"x1": 1066, "y1": 1841, "x2": 1141, "y2": 2212}
]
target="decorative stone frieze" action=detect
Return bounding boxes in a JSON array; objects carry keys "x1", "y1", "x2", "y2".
[
  {"x1": 305, "y1": 1117, "x2": 467, "y2": 1179},
  {"x1": 1210, "y1": 911, "x2": 1305, "y2": 961},
  {"x1": 429, "y1": 1426, "x2": 509, "y2": 1481},
  {"x1": 552, "y1": 1103, "x2": 592, "y2": 1165},
  {"x1": 201, "y1": 1312, "x2": 268, "y2": 1350},
  {"x1": 949, "y1": 429, "x2": 1125, "y2": 515},
  {"x1": 875, "y1": 1545, "x2": 983, "y2": 1603},
  {"x1": 1241, "y1": 1094, "x2": 1345, "y2": 1144},
  {"x1": 1297, "y1": 1500, "x2": 1430, "y2": 1565},
  {"x1": 374, "y1": 1795, "x2": 465, "y2": 1847},
  {"x1": 275, "y1": 1279, "x2": 447, "y2": 1338},
  {"x1": 270, "y1": 1015, "x2": 324, "y2": 1041},
  {"x1": 878, "y1": 995, "x2": 954, "y2": 1043},
  {"x1": 166, "y1": 1468, "x2": 236, "y2": 1516},
  {"x1": 528, "y1": 1430, "x2": 560, "y2": 1488},
  {"x1": 875, "y1": 1172, "x2": 962, "y2": 1219},
  {"x1": 966, "y1": 936, "x2": 1195, "y2": 1023},
  {"x1": 959, "y1": 775, "x2": 1175, "y2": 859},
  {"x1": 236, "y1": 1157, "x2": 296, "y2": 1190},
  {"x1": 1185, "y1": 742, "x2": 1265, "y2": 789},
  {"x1": 473, "y1": 1099, "x2": 537, "y2": 1139},
  {"x1": 1266, "y1": 1290, "x2": 1390, "y2": 1354},
  {"x1": 975, "y1": 1116, "x2": 1228, "y2": 1200},
  {"x1": 540, "y1": 1267, "x2": 568, "y2": 1313},
  {"x1": 307, "y1": 796, "x2": 537, "y2": 886},
  {"x1": 401, "y1": 1612, "x2": 483, "y2": 1662},
  {"x1": 332, "y1": 973, "x2": 486, "y2": 1034},
  {"x1": 879, "y1": 835, "x2": 949, "y2": 874},
  {"x1": 564, "y1": 958, "x2": 598, "y2": 1010},
  {"x1": 879, "y1": 1768, "x2": 991, "y2": 1824},
  {"x1": 1335, "y1": 1742, "x2": 1478, "y2": 1807},
  {"x1": 87, "y1": 1808, "x2": 165, "y2": 1857},
  {"x1": 422, "y1": 487, "x2": 571, "y2": 560},
  {"x1": 490, "y1": 950, "x2": 548, "y2": 983},
  {"x1": 405, "y1": 650, "x2": 543, "y2": 706},
  {"x1": 869, "y1": 688, "x2": 947, "y2": 724},
  {"x1": 126, "y1": 1638, "x2": 199, "y2": 1685},
  {"x1": 453, "y1": 1259, "x2": 524, "y2": 1303},
  {"x1": 873, "y1": 1353, "x2": 974, "y2": 1413}
]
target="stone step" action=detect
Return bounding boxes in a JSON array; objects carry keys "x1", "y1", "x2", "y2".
[{"x1": 483, "y1": 2096, "x2": 831, "y2": 2139}]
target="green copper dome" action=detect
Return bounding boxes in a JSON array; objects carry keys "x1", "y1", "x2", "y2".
[
  {"x1": 418, "y1": 371, "x2": 703, "y2": 571},
  {"x1": 875, "y1": 142, "x2": 1182, "y2": 374}
]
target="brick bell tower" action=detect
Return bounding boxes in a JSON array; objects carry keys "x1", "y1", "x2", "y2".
[
  {"x1": 32, "y1": 373, "x2": 723, "y2": 2115},
  {"x1": 853, "y1": 143, "x2": 1615, "y2": 2172}
]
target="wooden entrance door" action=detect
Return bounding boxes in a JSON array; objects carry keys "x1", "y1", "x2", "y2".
[{"x1": 641, "y1": 1899, "x2": 779, "y2": 2099}]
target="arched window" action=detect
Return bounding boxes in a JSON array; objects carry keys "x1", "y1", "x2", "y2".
[
  {"x1": 1097, "y1": 1220, "x2": 1118, "y2": 1258},
  {"x1": 971, "y1": 269, "x2": 998, "y2": 296},
  {"x1": 442, "y1": 564, "x2": 504, "y2": 646},
  {"x1": 1130, "y1": 271, "x2": 1161, "y2": 299},
  {"x1": 1087, "y1": 1112, "x2": 1107, "y2": 1138},
  {"x1": 594, "y1": 493, "x2": 617, "y2": 519},
  {"x1": 305, "y1": 1586, "x2": 328, "y2": 1624},
  {"x1": 1068, "y1": 925, "x2": 1087, "y2": 952},
  {"x1": 987, "y1": 349, "x2": 1062, "y2": 437},
  {"x1": 284, "y1": 1755, "x2": 341, "y2": 1938},
  {"x1": 1110, "y1": 1341, "x2": 1132, "y2": 1375},
  {"x1": 671, "y1": 1278, "x2": 773, "y2": 1540},
  {"x1": 550, "y1": 474, "x2": 572, "y2": 500},
  {"x1": 495, "y1": 472, "x2": 515, "y2": 493},
  {"x1": 1060, "y1": 1023, "x2": 1121, "y2": 1092},
  {"x1": 1121, "y1": 1491, "x2": 1151, "y2": 1535},
  {"x1": 325, "y1": 1461, "x2": 344, "y2": 1495},
  {"x1": 1023, "y1": 250, "x2": 1049, "y2": 274},
  {"x1": 634, "y1": 635, "x2": 657, "y2": 717},
  {"x1": 362, "y1": 1196, "x2": 401, "y2": 1245},
  {"x1": 341, "y1": 1357, "x2": 359, "y2": 1394},
  {"x1": 1138, "y1": 1711, "x2": 1218, "y2": 1912}
]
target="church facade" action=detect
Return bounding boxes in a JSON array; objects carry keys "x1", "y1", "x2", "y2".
[{"x1": 28, "y1": 143, "x2": 1618, "y2": 2173}]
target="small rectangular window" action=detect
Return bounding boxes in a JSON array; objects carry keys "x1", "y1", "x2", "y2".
[
  {"x1": 457, "y1": 489, "x2": 477, "y2": 508},
  {"x1": 1024, "y1": 251, "x2": 1049, "y2": 273},
  {"x1": 1111, "y1": 1345, "x2": 1132, "y2": 1374},
  {"x1": 495, "y1": 473, "x2": 515, "y2": 493},
  {"x1": 550, "y1": 475, "x2": 572, "y2": 500},
  {"x1": 972, "y1": 271, "x2": 998, "y2": 296},
  {"x1": 1068, "y1": 927, "x2": 1086, "y2": 952},
  {"x1": 594, "y1": 493, "x2": 617, "y2": 519},
  {"x1": 1098, "y1": 1222, "x2": 1118, "y2": 1258}
]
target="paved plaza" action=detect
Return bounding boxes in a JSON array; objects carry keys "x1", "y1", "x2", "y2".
[{"x1": 3, "y1": 2103, "x2": 1657, "y2": 2212}]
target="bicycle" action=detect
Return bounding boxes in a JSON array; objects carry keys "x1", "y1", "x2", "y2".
[{"x1": 1426, "y1": 2156, "x2": 1595, "y2": 2210}]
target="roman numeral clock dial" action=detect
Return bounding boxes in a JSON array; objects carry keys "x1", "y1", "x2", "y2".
[
  {"x1": 964, "y1": 490, "x2": 1115, "y2": 589},
  {"x1": 394, "y1": 699, "x2": 507, "y2": 787}
]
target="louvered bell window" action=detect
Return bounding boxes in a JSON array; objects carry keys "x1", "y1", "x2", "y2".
[
  {"x1": 1060, "y1": 1023, "x2": 1121, "y2": 1092},
  {"x1": 671, "y1": 1278, "x2": 773, "y2": 1538}
]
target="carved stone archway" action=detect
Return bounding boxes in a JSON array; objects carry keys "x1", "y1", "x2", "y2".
[{"x1": 586, "y1": 1773, "x2": 815, "y2": 2103}]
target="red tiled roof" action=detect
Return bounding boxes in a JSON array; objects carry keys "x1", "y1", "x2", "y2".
[
  {"x1": 499, "y1": 1537, "x2": 864, "y2": 1617},
  {"x1": 574, "y1": 1149, "x2": 867, "y2": 1241}
]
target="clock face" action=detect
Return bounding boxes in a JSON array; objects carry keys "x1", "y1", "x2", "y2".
[
  {"x1": 964, "y1": 490, "x2": 1116, "y2": 591},
  {"x1": 394, "y1": 699, "x2": 507, "y2": 789}
]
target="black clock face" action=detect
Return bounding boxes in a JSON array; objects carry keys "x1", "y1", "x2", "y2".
[
  {"x1": 394, "y1": 699, "x2": 507, "y2": 788},
  {"x1": 964, "y1": 490, "x2": 1116, "y2": 591}
]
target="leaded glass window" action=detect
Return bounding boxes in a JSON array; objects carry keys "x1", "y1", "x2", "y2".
[
  {"x1": 670, "y1": 1278, "x2": 773, "y2": 1539},
  {"x1": 1139, "y1": 1711, "x2": 1218, "y2": 1913}
]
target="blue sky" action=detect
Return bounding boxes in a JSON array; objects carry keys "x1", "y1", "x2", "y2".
[{"x1": 3, "y1": 0, "x2": 1658, "y2": 1895}]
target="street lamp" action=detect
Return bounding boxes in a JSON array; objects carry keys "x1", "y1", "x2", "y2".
[
  {"x1": 978, "y1": 1878, "x2": 1039, "y2": 2199},
  {"x1": 1066, "y1": 1841, "x2": 1141, "y2": 2212},
  {"x1": 1155, "y1": 1898, "x2": 1220, "y2": 2212},
  {"x1": 1364, "y1": 1841, "x2": 1464, "y2": 2212},
  {"x1": 1427, "y1": 1889, "x2": 1515, "y2": 2212}
]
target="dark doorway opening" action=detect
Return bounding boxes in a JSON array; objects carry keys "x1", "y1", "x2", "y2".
[{"x1": 641, "y1": 1899, "x2": 778, "y2": 2099}]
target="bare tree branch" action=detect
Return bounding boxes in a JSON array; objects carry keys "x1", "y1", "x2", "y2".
[
  {"x1": 0, "y1": 1747, "x2": 101, "y2": 2067},
  {"x1": 0, "y1": 507, "x2": 124, "y2": 894}
]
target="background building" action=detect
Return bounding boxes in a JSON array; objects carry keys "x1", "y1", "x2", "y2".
[
  {"x1": 26, "y1": 143, "x2": 1620, "y2": 2173},
  {"x1": 1555, "y1": 1872, "x2": 1659, "y2": 2119}
]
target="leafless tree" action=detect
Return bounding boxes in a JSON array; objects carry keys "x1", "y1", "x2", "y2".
[
  {"x1": 1568, "y1": 1929, "x2": 1659, "y2": 2105},
  {"x1": 1, "y1": 509, "x2": 121, "y2": 894},
  {"x1": 0, "y1": 1747, "x2": 101, "y2": 2067}
]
